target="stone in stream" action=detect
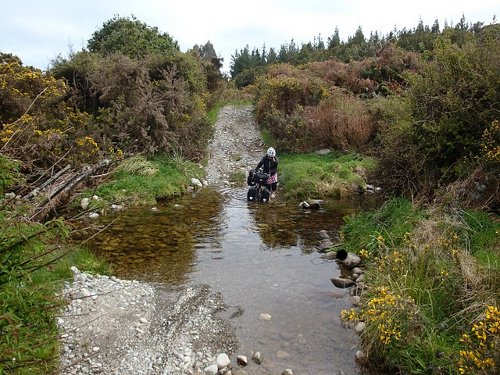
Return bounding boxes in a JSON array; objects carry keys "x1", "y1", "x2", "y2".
[
  {"x1": 237, "y1": 355, "x2": 248, "y2": 366},
  {"x1": 217, "y1": 353, "x2": 231, "y2": 369},
  {"x1": 318, "y1": 230, "x2": 330, "y2": 240},
  {"x1": 331, "y1": 277, "x2": 356, "y2": 288},
  {"x1": 252, "y1": 351, "x2": 263, "y2": 365},
  {"x1": 259, "y1": 313, "x2": 272, "y2": 321}
]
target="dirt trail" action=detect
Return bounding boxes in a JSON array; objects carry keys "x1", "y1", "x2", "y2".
[
  {"x1": 58, "y1": 105, "x2": 264, "y2": 375},
  {"x1": 205, "y1": 105, "x2": 264, "y2": 186}
]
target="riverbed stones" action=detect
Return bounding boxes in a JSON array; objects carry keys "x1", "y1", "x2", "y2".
[
  {"x1": 259, "y1": 313, "x2": 272, "y2": 321},
  {"x1": 58, "y1": 267, "x2": 237, "y2": 374},
  {"x1": 252, "y1": 351, "x2": 263, "y2": 365},
  {"x1": 217, "y1": 353, "x2": 231, "y2": 369},
  {"x1": 340, "y1": 253, "x2": 362, "y2": 269},
  {"x1": 236, "y1": 355, "x2": 248, "y2": 366},
  {"x1": 331, "y1": 277, "x2": 356, "y2": 288},
  {"x1": 355, "y1": 321, "x2": 366, "y2": 335}
]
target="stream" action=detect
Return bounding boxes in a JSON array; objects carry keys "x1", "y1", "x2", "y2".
[{"x1": 87, "y1": 186, "x2": 367, "y2": 374}]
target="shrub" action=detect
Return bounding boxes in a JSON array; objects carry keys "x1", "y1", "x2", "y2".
[{"x1": 304, "y1": 88, "x2": 377, "y2": 150}]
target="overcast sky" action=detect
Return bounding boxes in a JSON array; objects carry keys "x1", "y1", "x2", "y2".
[{"x1": 1, "y1": 0, "x2": 498, "y2": 73}]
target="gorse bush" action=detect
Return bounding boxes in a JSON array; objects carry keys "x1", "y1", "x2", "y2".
[
  {"x1": 52, "y1": 50, "x2": 212, "y2": 160},
  {"x1": 0, "y1": 59, "x2": 104, "y2": 174},
  {"x1": 339, "y1": 201, "x2": 499, "y2": 374},
  {"x1": 87, "y1": 15, "x2": 179, "y2": 58},
  {"x1": 373, "y1": 34, "x2": 500, "y2": 207}
]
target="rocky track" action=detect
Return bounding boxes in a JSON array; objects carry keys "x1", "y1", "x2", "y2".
[{"x1": 58, "y1": 105, "x2": 265, "y2": 375}]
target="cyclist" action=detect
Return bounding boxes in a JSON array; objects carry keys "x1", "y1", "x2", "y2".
[{"x1": 255, "y1": 147, "x2": 279, "y2": 199}]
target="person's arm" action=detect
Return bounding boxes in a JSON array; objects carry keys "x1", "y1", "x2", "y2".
[{"x1": 255, "y1": 157, "x2": 264, "y2": 171}]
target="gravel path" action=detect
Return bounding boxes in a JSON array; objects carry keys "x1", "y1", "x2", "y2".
[
  {"x1": 58, "y1": 105, "x2": 264, "y2": 375},
  {"x1": 205, "y1": 105, "x2": 264, "y2": 186}
]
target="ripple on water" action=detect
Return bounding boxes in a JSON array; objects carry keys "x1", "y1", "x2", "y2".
[{"x1": 84, "y1": 187, "x2": 368, "y2": 374}]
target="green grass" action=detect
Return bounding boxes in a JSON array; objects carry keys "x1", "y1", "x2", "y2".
[
  {"x1": 278, "y1": 152, "x2": 377, "y2": 200},
  {"x1": 84, "y1": 154, "x2": 203, "y2": 206},
  {"x1": 460, "y1": 210, "x2": 500, "y2": 270},
  {"x1": 341, "y1": 197, "x2": 424, "y2": 254},
  {"x1": 339, "y1": 202, "x2": 499, "y2": 374},
  {"x1": 0, "y1": 212, "x2": 109, "y2": 374}
]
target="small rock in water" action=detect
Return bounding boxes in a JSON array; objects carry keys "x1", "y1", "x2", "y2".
[
  {"x1": 259, "y1": 313, "x2": 272, "y2": 321},
  {"x1": 331, "y1": 277, "x2": 356, "y2": 288},
  {"x1": 236, "y1": 355, "x2": 248, "y2": 366},
  {"x1": 252, "y1": 351, "x2": 262, "y2": 365}
]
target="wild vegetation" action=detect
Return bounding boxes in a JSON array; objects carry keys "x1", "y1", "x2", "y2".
[
  {"x1": 339, "y1": 199, "x2": 499, "y2": 374},
  {"x1": 234, "y1": 15, "x2": 499, "y2": 374},
  {"x1": 0, "y1": 15, "x2": 231, "y2": 374}
]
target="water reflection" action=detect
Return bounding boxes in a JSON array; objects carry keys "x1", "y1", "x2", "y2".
[
  {"x1": 86, "y1": 188, "x2": 226, "y2": 283},
  {"x1": 83, "y1": 187, "x2": 371, "y2": 374},
  {"x1": 249, "y1": 198, "x2": 356, "y2": 251}
]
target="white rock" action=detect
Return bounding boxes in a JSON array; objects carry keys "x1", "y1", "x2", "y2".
[
  {"x1": 259, "y1": 313, "x2": 272, "y2": 321},
  {"x1": 355, "y1": 321, "x2": 366, "y2": 334},
  {"x1": 80, "y1": 198, "x2": 90, "y2": 209},
  {"x1": 217, "y1": 353, "x2": 230, "y2": 369},
  {"x1": 204, "y1": 364, "x2": 218, "y2": 375},
  {"x1": 5, "y1": 192, "x2": 16, "y2": 199},
  {"x1": 88, "y1": 212, "x2": 100, "y2": 219},
  {"x1": 191, "y1": 178, "x2": 203, "y2": 187},
  {"x1": 92, "y1": 195, "x2": 100, "y2": 200}
]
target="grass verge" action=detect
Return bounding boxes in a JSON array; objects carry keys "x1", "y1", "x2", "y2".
[
  {"x1": 0, "y1": 208, "x2": 109, "y2": 374},
  {"x1": 338, "y1": 199, "x2": 500, "y2": 374},
  {"x1": 277, "y1": 151, "x2": 377, "y2": 200},
  {"x1": 81, "y1": 154, "x2": 204, "y2": 207}
]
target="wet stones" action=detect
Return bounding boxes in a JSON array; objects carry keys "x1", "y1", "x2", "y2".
[
  {"x1": 316, "y1": 229, "x2": 371, "y2": 369},
  {"x1": 330, "y1": 277, "x2": 356, "y2": 288}
]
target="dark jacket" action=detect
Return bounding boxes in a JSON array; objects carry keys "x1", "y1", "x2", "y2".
[{"x1": 256, "y1": 155, "x2": 278, "y2": 175}]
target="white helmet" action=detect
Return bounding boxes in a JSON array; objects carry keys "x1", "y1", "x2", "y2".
[{"x1": 266, "y1": 147, "x2": 276, "y2": 157}]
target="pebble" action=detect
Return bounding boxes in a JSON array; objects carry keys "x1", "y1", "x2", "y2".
[{"x1": 259, "y1": 313, "x2": 272, "y2": 321}]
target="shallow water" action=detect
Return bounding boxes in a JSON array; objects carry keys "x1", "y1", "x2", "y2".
[{"x1": 87, "y1": 187, "x2": 368, "y2": 374}]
